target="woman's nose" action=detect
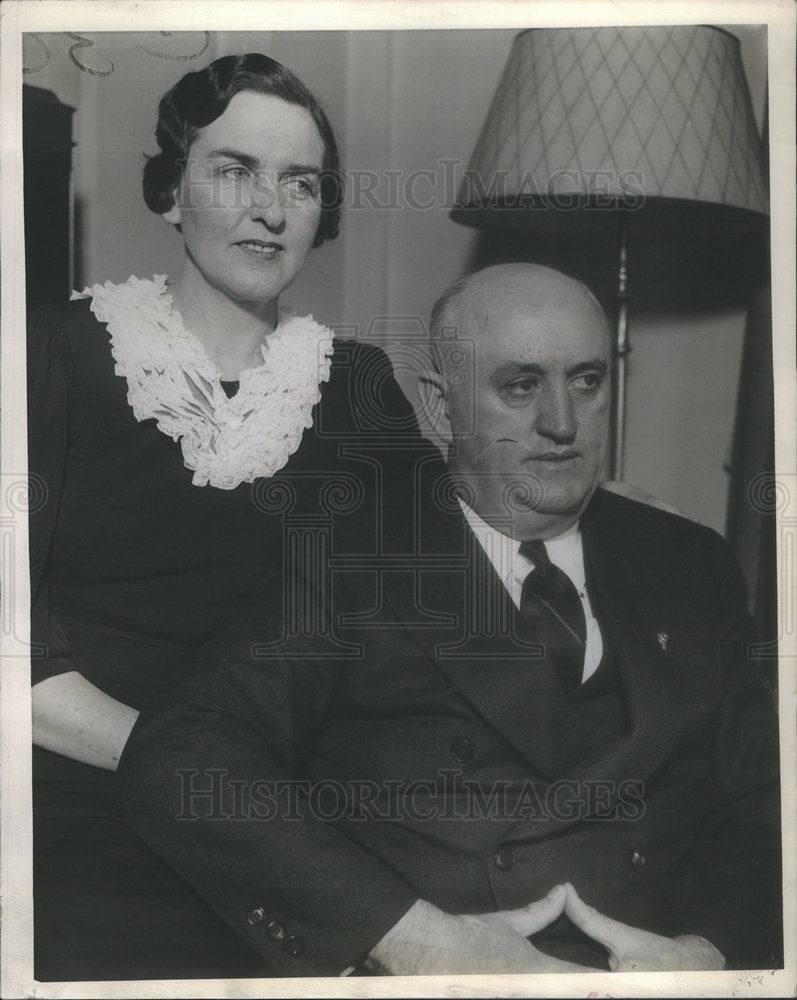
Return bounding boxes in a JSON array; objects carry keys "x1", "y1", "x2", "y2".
[
  {"x1": 249, "y1": 176, "x2": 286, "y2": 231},
  {"x1": 535, "y1": 384, "x2": 577, "y2": 442}
]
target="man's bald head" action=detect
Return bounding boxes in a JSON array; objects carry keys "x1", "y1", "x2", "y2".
[
  {"x1": 423, "y1": 263, "x2": 612, "y2": 539},
  {"x1": 430, "y1": 264, "x2": 610, "y2": 382}
]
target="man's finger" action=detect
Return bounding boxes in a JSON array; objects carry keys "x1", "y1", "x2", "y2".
[
  {"x1": 562, "y1": 883, "x2": 629, "y2": 950},
  {"x1": 497, "y1": 883, "x2": 568, "y2": 936},
  {"x1": 525, "y1": 949, "x2": 601, "y2": 975}
]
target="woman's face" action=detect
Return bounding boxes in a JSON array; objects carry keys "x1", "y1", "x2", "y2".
[{"x1": 163, "y1": 90, "x2": 325, "y2": 308}]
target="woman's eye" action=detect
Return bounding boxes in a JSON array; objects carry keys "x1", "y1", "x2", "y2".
[
  {"x1": 283, "y1": 176, "x2": 315, "y2": 198},
  {"x1": 220, "y1": 166, "x2": 250, "y2": 181}
]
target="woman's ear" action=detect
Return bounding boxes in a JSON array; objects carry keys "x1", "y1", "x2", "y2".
[
  {"x1": 417, "y1": 367, "x2": 453, "y2": 450},
  {"x1": 162, "y1": 204, "x2": 182, "y2": 227},
  {"x1": 161, "y1": 190, "x2": 182, "y2": 227}
]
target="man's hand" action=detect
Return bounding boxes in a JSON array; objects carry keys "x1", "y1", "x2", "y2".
[
  {"x1": 365, "y1": 886, "x2": 596, "y2": 975},
  {"x1": 563, "y1": 883, "x2": 726, "y2": 972}
]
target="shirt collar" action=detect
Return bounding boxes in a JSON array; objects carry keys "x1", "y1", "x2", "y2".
[{"x1": 457, "y1": 498, "x2": 585, "y2": 592}]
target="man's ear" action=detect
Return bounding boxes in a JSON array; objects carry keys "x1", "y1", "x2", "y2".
[{"x1": 418, "y1": 368, "x2": 453, "y2": 449}]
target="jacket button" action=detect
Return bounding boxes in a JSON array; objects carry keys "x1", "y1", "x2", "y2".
[
  {"x1": 266, "y1": 920, "x2": 285, "y2": 940},
  {"x1": 631, "y1": 850, "x2": 647, "y2": 872},
  {"x1": 247, "y1": 907, "x2": 265, "y2": 925},
  {"x1": 494, "y1": 847, "x2": 516, "y2": 871},
  {"x1": 451, "y1": 739, "x2": 476, "y2": 763},
  {"x1": 284, "y1": 935, "x2": 303, "y2": 955}
]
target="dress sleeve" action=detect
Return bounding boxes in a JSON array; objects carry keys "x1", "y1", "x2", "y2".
[
  {"x1": 27, "y1": 303, "x2": 79, "y2": 685},
  {"x1": 310, "y1": 340, "x2": 447, "y2": 560},
  {"x1": 349, "y1": 341, "x2": 448, "y2": 554},
  {"x1": 321, "y1": 339, "x2": 430, "y2": 439},
  {"x1": 352, "y1": 340, "x2": 430, "y2": 438}
]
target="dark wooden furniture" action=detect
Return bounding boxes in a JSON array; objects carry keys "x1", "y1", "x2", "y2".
[{"x1": 23, "y1": 85, "x2": 75, "y2": 313}]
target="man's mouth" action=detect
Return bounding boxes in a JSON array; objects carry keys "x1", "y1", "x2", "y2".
[
  {"x1": 529, "y1": 451, "x2": 579, "y2": 463},
  {"x1": 236, "y1": 240, "x2": 284, "y2": 260}
]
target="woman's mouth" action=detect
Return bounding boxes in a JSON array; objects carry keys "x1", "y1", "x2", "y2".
[{"x1": 236, "y1": 241, "x2": 284, "y2": 260}]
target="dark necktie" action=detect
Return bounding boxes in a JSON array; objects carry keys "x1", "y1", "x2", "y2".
[{"x1": 517, "y1": 540, "x2": 586, "y2": 693}]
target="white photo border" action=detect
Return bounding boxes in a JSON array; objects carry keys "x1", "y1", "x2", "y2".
[{"x1": 2, "y1": 2, "x2": 794, "y2": 997}]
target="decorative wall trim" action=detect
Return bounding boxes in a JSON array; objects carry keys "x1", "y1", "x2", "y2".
[{"x1": 23, "y1": 32, "x2": 211, "y2": 77}]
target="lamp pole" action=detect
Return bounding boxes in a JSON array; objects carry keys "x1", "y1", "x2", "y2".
[{"x1": 611, "y1": 215, "x2": 632, "y2": 481}]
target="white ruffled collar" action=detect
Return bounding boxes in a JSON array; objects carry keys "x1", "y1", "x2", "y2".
[{"x1": 72, "y1": 274, "x2": 334, "y2": 489}]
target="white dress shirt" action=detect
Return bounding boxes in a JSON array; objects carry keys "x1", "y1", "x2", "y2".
[{"x1": 458, "y1": 500, "x2": 604, "y2": 683}]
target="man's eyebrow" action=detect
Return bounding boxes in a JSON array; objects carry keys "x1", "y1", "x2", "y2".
[
  {"x1": 493, "y1": 358, "x2": 608, "y2": 379},
  {"x1": 570, "y1": 358, "x2": 609, "y2": 375},
  {"x1": 493, "y1": 362, "x2": 546, "y2": 378}
]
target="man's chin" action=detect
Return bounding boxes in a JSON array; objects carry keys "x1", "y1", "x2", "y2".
[
  {"x1": 452, "y1": 473, "x2": 597, "y2": 533},
  {"x1": 488, "y1": 492, "x2": 594, "y2": 538},
  {"x1": 528, "y1": 482, "x2": 595, "y2": 518}
]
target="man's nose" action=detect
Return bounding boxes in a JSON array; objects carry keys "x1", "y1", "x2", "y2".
[
  {"x1": 535, "y1": 383, "x2": 577, "y2": 442},
  {"x1": 249, "y1": 176, "x2": 286, "y2": 232}
]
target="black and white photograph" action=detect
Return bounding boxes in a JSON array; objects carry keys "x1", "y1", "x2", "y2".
[{"x1": 1, "y1": 1, "x2": 794, "y2": 996}]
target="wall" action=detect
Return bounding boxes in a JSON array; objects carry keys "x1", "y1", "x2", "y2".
[{"x1": 22, "y1": 25, "x2": 769, "y2": 533}]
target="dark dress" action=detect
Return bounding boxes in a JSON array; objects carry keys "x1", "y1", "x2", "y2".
[{"x1": 28, "y1": 294, "x2": 444, "y2": 980}]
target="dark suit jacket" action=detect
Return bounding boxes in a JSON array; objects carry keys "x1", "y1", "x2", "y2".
[{"x1": 119, "y1": 485, "x2": 782, "y2": 976}]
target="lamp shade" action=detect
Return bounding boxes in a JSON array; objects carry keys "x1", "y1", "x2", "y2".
[{"x1": 451, "y1": 26, "x2": 769, "y2": 238}]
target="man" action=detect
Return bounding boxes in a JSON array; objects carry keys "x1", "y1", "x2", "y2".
[{"x1": 120, "y1": 264, "x2": 781, "y2": 976}]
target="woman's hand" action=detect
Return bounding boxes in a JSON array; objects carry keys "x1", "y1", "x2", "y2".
[{"x1": 32, "y1": 671, "x2": 139, "y2": 770}]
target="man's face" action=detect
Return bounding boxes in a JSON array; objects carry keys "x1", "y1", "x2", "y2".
[{"x1": 446, "y1": 280, "x2": 611, "y2": 538}]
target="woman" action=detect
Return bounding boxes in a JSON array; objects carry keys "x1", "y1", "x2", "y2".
[{"x1": 29, "y1": 53, "x2": 439, "y2": 981}]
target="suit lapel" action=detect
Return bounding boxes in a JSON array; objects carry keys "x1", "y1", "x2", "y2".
[
  {"x1": 383, "y1": 507, "x2": 595, "y2": 778},
  {"x1": 581, "y1": 490, "x2": 718, "y2": 774},
  {"x1": 385, "y1": 487, "x2": 718, "y2": 801},
  {"x1": 502, "y1": 490, "x2": 719, "y2": 839}
]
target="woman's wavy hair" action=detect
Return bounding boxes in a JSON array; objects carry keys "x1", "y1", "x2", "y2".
[{"x1": 142, "y1": 53, "x2": 343, "y2": 246}]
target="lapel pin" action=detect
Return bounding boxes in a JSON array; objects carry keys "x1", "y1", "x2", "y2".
[{"x1": 657, "y1": 631, "x2": 669, "y2": 650}]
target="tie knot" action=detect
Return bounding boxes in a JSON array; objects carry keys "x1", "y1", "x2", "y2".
[{"x1": 518, "y1": 539, "x2": 551, "y2": 574}]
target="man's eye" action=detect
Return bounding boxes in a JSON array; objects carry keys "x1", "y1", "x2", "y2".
[
  {"x1": 571, "y1": 373, "x2": 603, "y2": 392},
  {"x1": 504, "y1": 378, "x2": 538, "y2": 397}
]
